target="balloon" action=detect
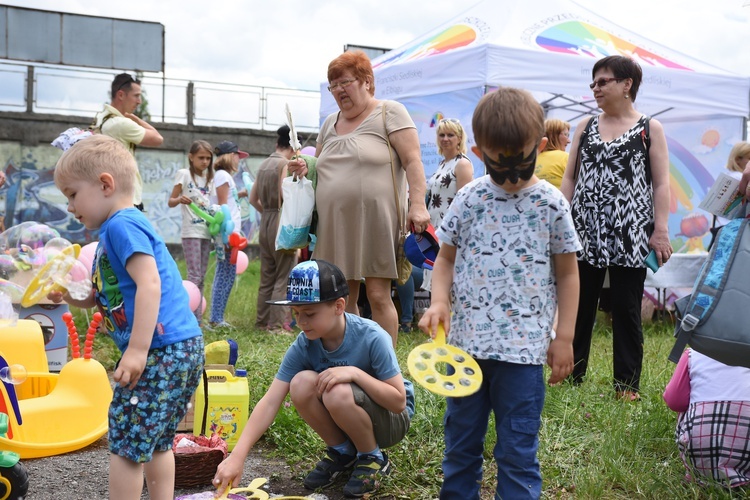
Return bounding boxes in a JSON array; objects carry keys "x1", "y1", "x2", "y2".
[
  {"x1": 201, "y1": 296, "x2": 207, "y2": 315},
  {"x1": 182, "y1": 280, "x2": 201, "y2": 312},
  {"x1": 78, "y1": 241, "x2": 97, "y2": 275},
  {"x1": 235, "y1": 251, "x2": 249, "y2": 275},
  {"x1": 300, "y1": 146, "x2": 316, "y2": 156}
]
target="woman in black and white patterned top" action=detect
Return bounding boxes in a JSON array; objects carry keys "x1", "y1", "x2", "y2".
[
  {"x1": 560, "y1": 55, "x2": 672, "y2": 400},
  {"x1": 423, "y1": 118, "x2": 473, "y2": 290}
]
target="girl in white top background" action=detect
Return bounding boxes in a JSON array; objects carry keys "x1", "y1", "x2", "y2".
[{"x1": 168, "y1": 140, "x2": 214, "y2": 323}]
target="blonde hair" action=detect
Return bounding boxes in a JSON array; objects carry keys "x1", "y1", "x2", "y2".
[
  {"x1": 436, "y1": 119, "x2": 467, "y2": 156},
  {"x1": 543, "y1": 119, "x2": 570, "y2": 152},
  {"x1": 472, "y1": 87, "x2": 544, "y2": 154},
  {"x1": 54, "y1": 135, "x2": 136, "y2": 195},
  {"x1": 214, "y1": 152, "x2": 238, "y2": 173},
  {"x1": 726, "y1": 141, "x2": 750, "y2": 173}
]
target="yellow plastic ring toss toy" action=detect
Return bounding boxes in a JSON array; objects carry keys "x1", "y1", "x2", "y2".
[
  {"x1": 407, "y1": 324, "x2": 483, "y2": 397},
  {"x1": 20, "y1": 244, "x2": 80, "y2": 308}
]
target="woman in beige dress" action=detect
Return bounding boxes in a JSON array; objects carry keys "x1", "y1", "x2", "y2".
[{"x1": 289, "y1": 50, "x2": 430, "y2": 345}]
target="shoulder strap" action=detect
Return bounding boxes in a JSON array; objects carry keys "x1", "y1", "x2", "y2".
[
  {"x1": 383, "y1": 103, "x2": 405, "y2": 232},
  {"x1": 641, "y1": 117, "x2": 652, "y2": 183},
  {"x1": 573, "y1": 116, "x2": 595, "y2": 182}
]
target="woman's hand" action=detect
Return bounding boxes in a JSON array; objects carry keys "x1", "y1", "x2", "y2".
[
  {"x1": 407, "y1": 204, "x2": 431, "y2": 233},
  {"x1": 287, "y1": 157, "x2": 308, "y2": 178},
  {"x1": 649, "y1": 228, "x2": 673, "y2": 267}
]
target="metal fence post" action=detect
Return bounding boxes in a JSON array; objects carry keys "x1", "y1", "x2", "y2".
[
  {"x1": 187, "y1": 81, "x2": 195, "y2": 126},
  {"x1": 26, "y1": 66, "x2": 34, "y2": 113}
]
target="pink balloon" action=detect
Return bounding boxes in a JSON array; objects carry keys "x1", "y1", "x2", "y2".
[
  {"x1": 201, "y1": 296, "x2": 207, "y2": 315},
  {"x1": 182, "y1": 280, "x2": 201, "y2": 311},
  {"x1": 235, "y1": 251, "x2": 249, "y2": 274},
  {"x1": 300, "y1": 146, "x2": 316, "y2": 156},
  {"x1": 78, "y1": 241, "x2": 98, "y2": 274}
]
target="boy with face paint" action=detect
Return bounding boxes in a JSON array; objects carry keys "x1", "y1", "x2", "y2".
[{"x1": 419, "y1": 87, "x2": 581, "y2": 499}]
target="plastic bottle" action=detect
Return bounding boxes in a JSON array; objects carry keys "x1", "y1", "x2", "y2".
[{"x1": 193, "y1": 368, "x2": 249, "y2": 451}]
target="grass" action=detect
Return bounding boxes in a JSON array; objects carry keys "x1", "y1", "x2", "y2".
[{"x1": 69, "y1": 257, "x2": 742, "y2": 499}]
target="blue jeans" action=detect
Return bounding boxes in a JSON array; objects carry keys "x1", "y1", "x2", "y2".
[
  {"x1": 395, "y1": 267, "x2": 424, "y2": 324},
  {"x1": 441, "y1": 359, "x2": 544, "y2": 500}
]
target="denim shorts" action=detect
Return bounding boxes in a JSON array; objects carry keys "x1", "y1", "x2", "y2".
[
  {"x1": 108, "y1": 336, "x2": 204, "y2": 463},
  {"x1": 351, "y1": 383, "x2": 410, "y2": 448}
]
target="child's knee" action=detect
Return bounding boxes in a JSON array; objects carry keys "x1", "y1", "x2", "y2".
[
  {"x1": 289, "y1": 370, "x2": 318, "y2": 400},
  {"x1": 320, "y1": 383, "x2": 356, "y2": 412}
]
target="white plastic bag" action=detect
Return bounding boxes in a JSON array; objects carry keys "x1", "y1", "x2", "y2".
[{"x1": 275, "y1": 175, "x2": 315, "y2": 251}]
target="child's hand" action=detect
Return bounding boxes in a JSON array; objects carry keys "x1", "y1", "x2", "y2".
[
  {"x1": 113, "y1": 348, "x2": 148, "y2": 390},
  {"x1": 46, "y1": 290, "x2": 65, "y2": 304},
  {"x1": 178, "y1": 195, "x2": 192, "y2": 205},
  {"x1": 213, "y1": 454, "x2": 243, "y2": 497},
  {"x1": 316, "y1": 366, "x2": 358, "y2": 394},
  {"x1": 546, "y1": 337, "x2": 574, "y2": 385},
  {"x1": 418, "y1": 303, "x2": 451, "y2": 339}
]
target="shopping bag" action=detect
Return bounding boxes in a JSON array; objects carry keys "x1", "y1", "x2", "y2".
[{"x1": 275, "y1": 175, "x2": 315, "y2": 251}]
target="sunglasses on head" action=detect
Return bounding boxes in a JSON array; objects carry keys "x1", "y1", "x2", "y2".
[
  {"x1": 115, "y1": 74, "x2": 139, "y2": 93},
  {"x1": 439, "y1": 118, "x2": 460, "y2": 125}
]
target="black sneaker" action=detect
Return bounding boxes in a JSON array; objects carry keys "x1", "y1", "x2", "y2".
[
  {"x1": 343, "y1": 452, "x2": 391, "y2": 497},
  {"x1": 303, "y1": 447, "x2": 357, "y2": 490}
]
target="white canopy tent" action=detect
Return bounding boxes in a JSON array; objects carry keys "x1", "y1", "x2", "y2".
[
  {"x1": 319, "y1": 0, "x2": 750, "y2": 254},
  {"x1": 321, "y1": 0, "x2": 749, "y2": 121}
]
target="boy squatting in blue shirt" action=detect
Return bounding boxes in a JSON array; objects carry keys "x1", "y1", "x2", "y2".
[
  {"x1": 213, "y1": 259, "x2": 414, "y2": 498},
  {"x1": 51, "y1": 134, "x2": 204, "y2": 500},
  {"x1": 420, "y1": 87, "x2": 582, "y2": 499}
]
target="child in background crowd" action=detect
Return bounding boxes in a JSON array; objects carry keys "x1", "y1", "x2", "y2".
[
  {"x1": 51, "y1": 135, "x2": 203, "y2": 500},
  {"x1": 664, "y1": 348, "x2": 750, "y2": 488},
  {"x1": 168, "y1": 140, "x2": 214, "y2": 323},
  {"x1": 208, "y1": 140, "x2": 248, "y2": 329},
  {"x1": 213, "y1": 260, "x2": 413, "y2": 498},
  {"x1": 419, "y1": 87, "x2": 581, "y2": 499}
]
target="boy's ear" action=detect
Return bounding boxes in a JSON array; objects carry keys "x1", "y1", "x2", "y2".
[
  {"x1": 537, "y1": 137, "x2": 548, "y2": 152},
  {"x1": 99, "y1": 173, "x2": 116, "y2": 194},
  {"x1": 333, "y1": 297, "x2": 347, "y2": 315}
]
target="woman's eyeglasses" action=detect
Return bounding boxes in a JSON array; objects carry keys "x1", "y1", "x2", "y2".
[
  {"x1": 439, "y1": 118, "x2": 461, "y2": 125},
  {"x1": 327, "y1": 79, "x2": 357, "y2": 92},
  {"x1": 589, "y1": 77, "x2": 623, "y2": 90}
]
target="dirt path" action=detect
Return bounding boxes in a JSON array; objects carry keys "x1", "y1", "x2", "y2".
[{"x1": 22, "y1": 437, "x2": 349, "y2": 499}]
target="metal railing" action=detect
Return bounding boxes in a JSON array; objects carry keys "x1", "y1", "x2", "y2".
[{"x1": 0, "y1": 61, "x2": 322, "y2": 131}]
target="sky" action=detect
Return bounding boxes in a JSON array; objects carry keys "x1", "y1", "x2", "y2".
[{"x1": 4, "y1": 0, "x2": 750, "y2": 94}]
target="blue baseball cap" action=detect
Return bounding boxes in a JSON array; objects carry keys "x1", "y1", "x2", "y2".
[{"x1": 404, "y1": 224, "x2": 440, "y2": 270}]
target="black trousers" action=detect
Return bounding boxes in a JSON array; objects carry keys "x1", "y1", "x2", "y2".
[{"x1": 571, "y1": 260, "x2": 646, "y2": 392}]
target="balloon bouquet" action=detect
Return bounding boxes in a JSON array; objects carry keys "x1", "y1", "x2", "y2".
[{"x1": 0, "y1": 222, "x2": 92, "y2": 309}]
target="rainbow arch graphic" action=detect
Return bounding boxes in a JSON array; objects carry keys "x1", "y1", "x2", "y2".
[
  {"x1": 666, "y1": 136, "x2": 715, "y2": 213},
  {"x1": 536, "y1": 21, "x2": 692, "y2": 71},
  {"x1": 373, "y1": 24, "x2": 477, "y2": 69}
]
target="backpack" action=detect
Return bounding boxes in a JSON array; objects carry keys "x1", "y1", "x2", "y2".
[{"x1": 668, "y1": 212, "x2": 750, "y2": 368}]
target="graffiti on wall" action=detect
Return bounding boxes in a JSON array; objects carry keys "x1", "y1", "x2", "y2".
[{"x1": 0, "y1": 141, "x2": 261, "y2": 245}]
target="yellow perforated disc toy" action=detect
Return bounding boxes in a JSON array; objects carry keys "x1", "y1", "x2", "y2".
[{"x1": 407, "y1": 324, "x2": 482, "y2": 397}]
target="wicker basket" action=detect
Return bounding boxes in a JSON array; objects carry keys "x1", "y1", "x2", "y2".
[{"x1": 174, "y1": 371, "x2": 228, "y2": 488}]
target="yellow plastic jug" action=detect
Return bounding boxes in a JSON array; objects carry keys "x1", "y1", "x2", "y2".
[{"x1": 193, "y1": 368, "x2": 249, "y2": 451}]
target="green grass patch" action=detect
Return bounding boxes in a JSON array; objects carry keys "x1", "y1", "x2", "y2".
[{"x1": 68, "y1": 258, "x2": 740, "y2": 499}]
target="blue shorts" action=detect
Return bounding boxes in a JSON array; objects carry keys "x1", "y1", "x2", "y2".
[{"x1": 108, "y1": 336, "x2": 204, "y2": 463}]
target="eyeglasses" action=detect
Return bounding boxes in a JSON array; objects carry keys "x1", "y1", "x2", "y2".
[
  {"x1": 439, "y1": 118, "x2": 460, "y2": 124},
  {"x1": 589, "y1": 77, "x2": 623, "y2": 90},
  {"x1": 327, "y1": 79, "x2": 357, "y2": 92}
]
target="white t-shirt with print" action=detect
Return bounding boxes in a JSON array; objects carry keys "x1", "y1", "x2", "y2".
[
  {"x1": 436, "y1": 176, "x2": 581, "y2": 365},
  {"x1": 211, "y1": 169, "x2": 242, "y2": 230},
  {"x1": 173, "y1": 169, "x2": 212, "y2": 239}
]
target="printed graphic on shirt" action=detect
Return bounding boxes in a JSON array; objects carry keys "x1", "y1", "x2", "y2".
[{"x1": 92, "y1": 245, "x2": 128, "y2": 335}]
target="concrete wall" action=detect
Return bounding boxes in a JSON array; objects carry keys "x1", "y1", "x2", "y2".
[{"x1": 0, "y1": 111, "x2": 316, "y2": 246}]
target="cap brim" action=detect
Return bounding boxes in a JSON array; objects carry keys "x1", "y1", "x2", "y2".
[{"x1": 238, "y1": 151, "x2": 249, "y2": 159}]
